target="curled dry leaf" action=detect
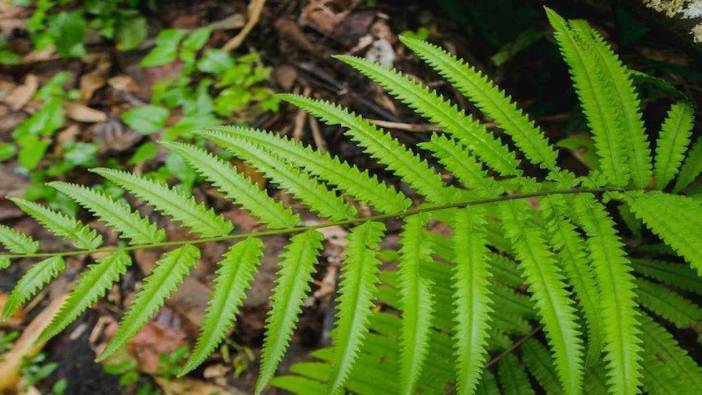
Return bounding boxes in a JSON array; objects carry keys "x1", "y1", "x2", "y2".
[
  {"x1": 65, "y1": 102, "x2": 108, "y2": 123},
  {"x1": 107, "y1": 75, "x2": 139, "y2": 92},
  {"x1": 93, "y1": 119, "x2": 142, "y2": 152},
  {"x1": 80, "y1": 60, "x2": 111, "y2": 100},
  {"x1": 300, "y1": 0, "x2": 356, "y2": 34},
  {"x1": 4, "y1": 74, "x2": 38, "y2": 111}
]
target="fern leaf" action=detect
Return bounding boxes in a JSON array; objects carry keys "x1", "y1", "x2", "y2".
[
  {"x1": 476, "y1": 371, "x2": 499, "y2": 395},
  {"x1": 97, "y1": 244, "x2": 200, "y2": 361},
  {"x1": 570, "y1": 20, "x2": 652, "y2": 188},
  {"x1": 49, "y1": 182, "x2": 165, "y2": 244},
  {"x1": 546, "y1": 9, "x2": 630, "y2": 187},
  {"x1": 654, "y1": 102, "x2": 695, "y2": 189},
  {"x1": 499, "y1": 200, "x2": 583, "y2": 395},
  {"x1": 640, "y1": 314, "x2": 702, "y2": 389},
  {"x1": 161, "y1": 141, "x2": 300, "y2": 228},
  {"x1": 632, "y1": 258, "x2": 702, "y2": 295},
  {"x1": 623, "y1": 191, "x2": 702, "y2": 275},
  {"x1": 673, "y1": 137, "x2": 702, "y2": 192},
  {"x1": 40, "y1": 251, "x2": 132, "y2": 342},
  {"x1": 0, "y1": 224, "x2": 38, "y2": 254},
  {"x1": 280, "y1": 95, "x2": 453, "y2": 204},
  {"x1": 497, "y1": 354, "x2": 534, "y2": 395},
  {"x1": 327, "y1": 221, "x2": 385, "y2": 394},
  {"x1": 397, "y1": 214, "x2": 435, "y2": 395},
  {"x1": 9, "y1": 198, "x2": 102, "y2": 250},
  {"x1": 451, "y1": 207, "x2": 493, "y2": 395},
  {"x1": 2, "y1": 256, "x2": 65, "y2": 319},
  {"x1": 180, "y1": 238, "x2": 264, "y2": 375},
  {"x1": 91, "y1": 168, "x2": 232, "y2": 237},
  {"x1": 420, "y1": 134, "x2": 496, "y2": 191},
  {"x1": 205, "y1": 135, "x2": 356, "y2": 221},
  {"x1": 333, "y1": 55, "x2": 522, "y2": 176},
  {"x1": 635, "y1": 277, "x2": 702, "y2": 329},
  {"x1": 521, "y1": 339, "x2": 563, "y2": 395},
  {"x1": 572, "y1": 194, "x2": 642, "y2": 395},
  {"x1": 400, "y1": 36, "x2": 558, "y2": 171},
  {"x1": 256, "y1": 230, "x2": 324, "y2": 394},
  {"x1": 197, "y1": 126, "x2": 411, "y2": 214}
]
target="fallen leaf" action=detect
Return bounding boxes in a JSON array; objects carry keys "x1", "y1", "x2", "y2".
[
  {"x1": 125, "y1": 309, "x2": 187, "y2": 374},
  {"x1": 80, "y1": 60, "x2": 110, "y2": 100},
  {"x1": 107, "y1": 75, "x2": 139, "y2": 92},
  {"x1": 65, "y1": 102, "x2": 107, "y2": 123},
  {"x1": 93, "y1": 119, "x2": 142, "y2": 152},
  {"x1": 166, "y1": 277, "x2": 211, "y2": 336},
  {"x1": 300, "y1": 0, "x2": 355, "y2": 34},
  {"x1": 155, "y1": 377, "x2": 244, "y2": 395},
  {"x1": 4, "y1": 74, "x2": 38, "y2": 111}
]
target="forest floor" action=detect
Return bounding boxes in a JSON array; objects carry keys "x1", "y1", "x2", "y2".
[{"x1": 0, "y1": 0, "x2": 700, "y2": 394}]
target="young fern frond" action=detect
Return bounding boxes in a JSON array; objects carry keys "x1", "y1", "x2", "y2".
[
  {"x1": 97, "y1": 244, "x2": 200, "y2": 361},
  {"x1": 197, "y1": 126, "x2": 411, "y2": 214},
  {"x1": 333, "y1": 55, "x2": 522, "y2": 176},
  {"x1": 572, "y1": 194, "x2": 642, "y2": 395},
  {"x1": 206, "y1": 133, "x2": 356, "y2": 221},
  {"x1": 397, "y1": 214, "x2": 435, "y2": 395},
  {"x1": 672, "y1": 136, "x2": 702, "y2": 192},
  {"x1": 546, "y1": 9, "x2": 630, "y2": 187},
  {"x1": 256, "y1": 230, "x2": 324, "y2": 394},
  {"x1": 0, "y1": 224, "x2": 39, "y2": 254},
  {"x1": 2, "y1": 256, "x2": 64, "y2": 319},
  {"x1": 635, "y1": 277, "x2": 702, "y2": 329},
  {"x1": 9, "y1": 198, "x2": 102, "y2": 249},
  {"x1": 161, "y1": 141, "x2": 301, "y2": 229},
  {"x1": 49, "y1": 182, "x2": 165, "y2": 244},
  {"x1": 40, "y1": 251, "x2": 132, "y2": 342},
  {"x1": 654, "y1": 102, "x2": 695, "y2": 189},
  {"x1": 180, "y1": 238, "x2": 264, "y2": 375},
  {"x1": 279, "y1": 94, "x2": 453, "y2": 204},
  {"x1": 91, "y1": 168, "x2": 233, "y2": 237},
  {"x1": 570, "y1": 20, "x2": 652, "y2": 188},
  {"x1": 399, "y1": 35, "x2": 558, "y2": 171},
  {"x1": 327, "y1": 221, "x2": 385, "y2": 394},
  {"x1": 451, "y1": 207, "x2": 494, "y2": 395},
  {"x1": 499, "y1": 200, "x2": 583, "y2": 395}
]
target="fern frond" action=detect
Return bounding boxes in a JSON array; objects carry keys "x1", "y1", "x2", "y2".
[
  {"x1": 280, "y1": 95, "x2": 453, "y2": 204},
  {"x1": 97, "y1": 244, "x2": 200, "y2": 361},
  {"x1": 333, "y1": 55, "x2": 522, "y2": 176},
  {"x1": 654, "y1": 102, "x2": 694, "y2": 189},
  {"x1": 476, "y1": 371, "x2": 499, "y2": 395},
  {"x1": 40, "y1": 251, "x2": 132, "y2": 342},
  {"x1": 499, "y1": 200, "x2": 583, "y2": 395},
  {"x1": 546, "y1": 9, "x2": 629, "y2": 187},
  {"x1": 197, "y1": 126, "x2": 411, "y2": 214},
  {"x1": 632, "y1": 258, "x2": 702, "y2": 295},
  {"x1": 256, "y1": 230, "x2": 324, "y2": 394},
  {"x1": 623, "y1": 191, "x2": 702, "y2": 275},
  {"x1": 672, "y1": 137, "x2": 702, "y2": 192},
  {"x1": 498, "y1": 354, "x2": 534, "y2": 395},
  {"x1": 205, "y1": 135, "x2": 356, "y2": 221},
  {"x1": 635, "y1": 277, "x2": 702, "y2": 329},
  {"x1": 91, "y1": 168, "x2": 233, "y2": 237},
  {"x1": 2, "y1": 256, "x2": 65, "y2": 319},
  {"x1": 0, "y1": 224, "x2": 38, "y2": 254},
  {"x1": 521, "y1": 339, "x2": 562, "y2": 395},
  {"x1": 180, "y1": 238, "x2": 264, "y2": 375},
  {"x1": 400, "y1": 36, "x2": 558, "y2": 171},
  {"x1": 572, "y1": 194, "x2": 642, "y2": 395},
  {"x1": 570, "y1": 20, "x2": 652, "y2": 188},
  {"x1": 420, "y1": 134, "x2": 496, "y2": 191},
  {"x1": 451, "y1": 207, "x2": 493, "y2": 395},
  {"x1": 49, "y1": 182, "x2": 165, "y2": 244},
  {"x1": 398, "y1": 214, "x2": 435, "y2": 395},
  {"x1": 640, "y1": 314, "x2": 702, "y2": 389},
  {"x1": 327, "y1": 221, "x2": 385, "y2": 394},
  {"x1": 9, "y1": 198, "x2": 102, "y2": 250},
  {"x1": 161, "y1": 141, "x2": 300, "y2": 228}
]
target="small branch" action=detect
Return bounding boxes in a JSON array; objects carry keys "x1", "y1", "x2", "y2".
[
  {"x1": 485, "y1": 325, "x2": 543, "y2": 368},
  {"x1": 0, "y1": 187, "x2": 624, "y2": 260},
  {"x1": 221, "y1": 0, "x2": 266, "y2": 52}
]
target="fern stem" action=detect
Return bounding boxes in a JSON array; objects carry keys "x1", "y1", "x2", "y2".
[{"x1": 2, "y1": 187, "x2": 623, "y2": 260}]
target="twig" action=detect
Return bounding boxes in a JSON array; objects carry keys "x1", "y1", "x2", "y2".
[
  {"x1": 485, "y1": 325, "x2": 543, "y2": 368},
  {"x1": 308, "y1": 116, "x2": 328, "y2": 153},
  {"x1": 367, "y1": 119, "x2": 441, "y2": 132},
  {"x1": 222, "y1": 0, "x2": 266, "y2": 52}
]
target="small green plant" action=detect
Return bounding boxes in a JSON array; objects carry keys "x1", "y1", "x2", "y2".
[
  {"x1": 1, "y1": 8, "x2": 701, "y2": 395},
  {"x1": 0, "y1": 330, "x2": 19, "y2": 353},
  {"x1": 21, "y1": 353, "x2": 66, "y2": 395}
]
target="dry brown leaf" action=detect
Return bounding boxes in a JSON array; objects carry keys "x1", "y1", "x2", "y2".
[
  {"x1": 80, "y1": 61, "x2": 110, "y2": 100},
  {"x1": 300, "y1": 0, "x2": 357, "y2": 34},
  {"x1": 65, "y1": 102, "x2": 108, "y2": 123},
  {"x1": 4, "y1": 74, "x2": 38, "y2": 111},
  {"x1": 126, "y1": 310, "x2": 187, "y2": 374},
  {"x1": 0, "y1": 295, "x2": 68, "y2": 391},
  {"x1": 107, "y1": 75, "x2": 139, "y2": 92},
  {"x1": 155, "y1": 377, "x2": 244, "y2": 395}
]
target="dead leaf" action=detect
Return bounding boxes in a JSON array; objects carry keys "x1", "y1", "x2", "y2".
[
  {"x1": 93, "y1": 119, "x2": 142, "y2": 152},
  {"x1": 0, "y1": 294, "x2": 68, "y2": 391},
  {"x1": 155, "y1": 377, "x2": 243, "y2": 395},
  {"x1": 125, "y1": 309, "x2": 187, "y2": 374},
  {"x1": 65, "y1": 102, "x2": 108, "y2": 123},
  {"x1": 107, "y1": 75, "x2": 139, "y2": 92},
  {"x1": 80, "y1": 61, "x2": 110, "y2": 100},
  {"x1": 56, "y1": 124, "x2": 80, "y2": 144},
  {"x1": 300, "y1": 0, "x2": 357, "y2": 34},
  {"x1": 4, "y1": 74, "x2": 38, "y2": 111},
  {"x1": 166, "y1": 277, "x2": 211, "y2": 335}
]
